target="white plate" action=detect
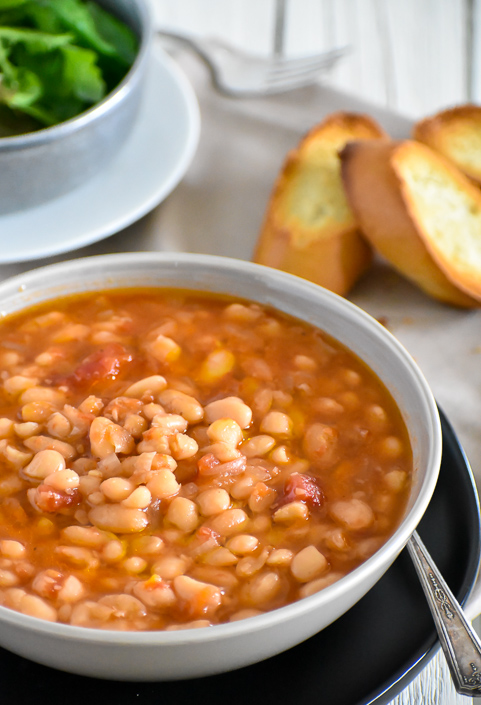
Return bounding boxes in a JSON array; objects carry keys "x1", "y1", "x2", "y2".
[{"x1": 0, "y1": 47, "x2": 200, "y2": 264}]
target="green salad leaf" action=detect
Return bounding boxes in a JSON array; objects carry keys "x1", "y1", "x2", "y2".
[{"x1": 0, "y1": 0, "x2": 138, "y2": 131}]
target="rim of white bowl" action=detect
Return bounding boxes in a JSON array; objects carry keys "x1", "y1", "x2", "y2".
[
  {"x1": 0, "y1": 0, "x2": 153, "y2": 151},
  {"x1": 0, "y1": 252, "x2": 442, "y2": 645}
]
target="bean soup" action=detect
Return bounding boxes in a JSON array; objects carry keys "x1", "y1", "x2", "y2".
[{"x1": 0, "y1": 289, "x2": 412, "y2": 630}]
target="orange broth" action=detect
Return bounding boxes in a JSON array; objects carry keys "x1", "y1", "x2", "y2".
[{"x1": 0, "y1": 289, "x2": 412, "y2": 630}]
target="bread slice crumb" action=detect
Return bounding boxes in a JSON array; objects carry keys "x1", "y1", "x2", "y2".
[
  {"x1": 253, "y1": 112, "x2": 388, "y2": 296},
  {"x1": 340, "y1": 139, "x2": 480, "y2": 307},
  {"x1": 413, "y1": 105, "x2": 481, "y2": 186}
]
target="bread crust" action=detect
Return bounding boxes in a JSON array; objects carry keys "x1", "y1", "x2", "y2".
[
  {"x1": 340, "y1": 139, "x2": 480, "y2": 308},
  {"x1": 253, "y1": 112, "x2": 388, "y2": 296},
  {"x1": 413, "y1": 104, "x2": 481, "y2": 185}
]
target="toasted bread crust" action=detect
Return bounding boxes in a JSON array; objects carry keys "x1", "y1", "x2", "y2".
[
  {"x1": 413, "y1": 104, "x2": 481, "y2": 185},
  {"x1": 253, "y1": 112, "x2": 388, "y2": 296},
  {"x1": 340, "y1": 139, "x2": 480, "y2": 308}
]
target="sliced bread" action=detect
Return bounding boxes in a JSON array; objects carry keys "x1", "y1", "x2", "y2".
[
  {"x1": 253, "y1": 112, "x2": 388, "y2": 296},
  {"x1": 413, "y1": 104, "x2": 481, "y2": 186},
  {"x1": 340, "y1": 139, "x2": 481, "y2": 307}
]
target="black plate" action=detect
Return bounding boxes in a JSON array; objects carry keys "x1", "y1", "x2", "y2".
[{"x1": 1, "y1": 409, "x2": 480, "y2": 705}]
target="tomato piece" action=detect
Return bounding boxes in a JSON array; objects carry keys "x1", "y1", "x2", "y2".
[
  {"x1": 189, "y1": 526, "x2": 221, "y2": 557},
  {"x1": 35, "y1": 485, "x2": 81, "y2": 513},
  {"x1": 279, "y1": 472, "x2": 324, "y2": 509},
  {"x1": 67, "y1": 344, "x2": 133, "y2": 388},
  {"x1": 197, "y1": 453, "x2": 220, "y2": 475}
]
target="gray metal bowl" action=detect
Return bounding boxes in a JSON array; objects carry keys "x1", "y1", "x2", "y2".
[{"x1": 0, "y1": 0, "x2": 153, "y2": 215}]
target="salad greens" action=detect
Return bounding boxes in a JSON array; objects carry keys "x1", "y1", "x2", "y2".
[{"x1": 0, "y1": 0, "x2": 138, "y2": 132}]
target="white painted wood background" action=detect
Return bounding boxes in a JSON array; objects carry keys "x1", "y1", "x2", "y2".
[{"x1": 152, "y1": 0, "x2": 481, "y2": 119}]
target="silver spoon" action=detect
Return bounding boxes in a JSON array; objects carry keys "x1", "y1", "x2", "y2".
[{"x1": 407, "y1": 530, "x2": 481, "y2": 696}]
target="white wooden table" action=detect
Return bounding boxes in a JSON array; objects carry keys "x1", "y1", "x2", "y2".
[{"x1": 151, "y1": 0, "x2": 481, "y2": 118}]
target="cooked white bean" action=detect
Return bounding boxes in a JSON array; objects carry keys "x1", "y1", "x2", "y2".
[
  {"x1": 13, "y1": 422, "x2": 40, "y2": 439},
  {"x1": 0, "y1": 418, "x2": 14, "y2": 438},
  {"x1": 1, "y1": 443, "x2": 32, "y2": 469},
  {"x1": 226, "y1": 534, "x2": 259, "y2": 555},
  {"x1": 299, "y1": 572, "x2": 343, "y2": 599},
  {"x1": 151, "y1": 413, "x2": 188, "y2": 435},
  {"x1": 17, "y1": 593, "x2": 57, "y2": 621},
  {"x1": 23, "y1": 449, "x2": 66, "y2": 480},
  {"x1": 61, "y1": 525, "x2": 110, "y2": 548},
  {"x1": 173, "y1": 575, "x2": 222, "y2": 615},
  {"x1": 4, "y1": 376, "x2": 38, "y2": 396},
  {"x1": 240, "y1": 571, "x2": 280, "y2": 605},
  {"x1": 122, "y1": 486, "x2": 152, "y2": 509},
  {"x1": 248, "y1": 482, "x2": 277, "y2": 513},
  {"x1": 158, "y1": 389, "x2": 204, "y2": 423},
  {"x1": 329, "y1": 498, "x2": 375, "y2": 531},
  {"x1": 209, "y1": 508, "x2": 248, "y2": 536},
  {"x1": 146, "y1": 468, "x2": 180, "y2": 499},
  {"x1": 89, "y1": 505, "x2": 149, "y2": 534},
  {"x1": 44, "y1": 469, "x2": 80, "y2": 492},
  {"x1": 303, "y1": 423, "x2": 337, "y2": 459},
  {"x1": 152, "y1": 555, "x2": 189, "y2": 580},
  {"x1": 23, "y1": 436, "x2": 75, "y2": 460},
  {"x1": 133, "y1": 576, "x2": 176, "y2": 609},
  {"x1": 384, "y1": 469, "x2": 407, "y2": 492},
  {"x1": 290, "y1": 546, "x2": 328, "y2": 582},
  {"x1": 124, "y1": 375, "x2": 167, "y2": 399},
  {"x1": 147, "y1": 334, "x2": 181, "y2": 364},
  {"x1": 204, "y1": 547, "x2": 238, "y2": 566},
  {"x1": 102, "y1": 540, "x2": 125, "y2": 563},
  {"x1": 196, "y1": 488, "x2": 230, "y2": 516},
  {"x1": 199, "y1": 349, "x2": 235, "y2": 382},
  {"x1": 122, "y1": 557, "x2": 148, "y2": 574},
  {"x1": 236, "y1": 549, "x2": 268, "y2": 578},
  {"x1": 90, "y1": 417, "x2": 134, "y2": 459},
  {"x1": 169, "y1": 433, "x2": 198, "y2": 460},
  {"x1": 266, "y1": 549, "x2": 293, "y2": 567},
  {"x1": 55, "y1": 546, "x2": 99, "y2": 569},
  {"x1": 379, "y1": 436, "x2": 404, "y2": 459},
  {"x1": 260, "y1": 411, "x2": 292, "y2": 436},
  {"x1": 273, "y1": 501, "x2": 309, "y2": 523},
  {"x1": 204, "y1": 397, "x2": 252, "y2": 429},
  {"x1": 46, "y1": 412, "x2": 72, "y2": 440},
  {"x1": 202, "y1": 442, "x2": 242, "y2": 463},
  {"x1": 100, "y1": 477, "x2": 134, "y2": 502},
  {"x1": 231, "y1": 475, "x2": 255, "y2": 500},
  {"x1": 241, "y1": 435, "x2": 276, "y2": 458},
  {"x1": 207, "y1": 418, "x2": 243, "y2": 446},
  {"x1": 0, "y1": 540, "x2": 26, "y2": 559},
  {"x1": 0, "y1": 569, "x2": 19, "y2": 587},
  {"x1": 20, "y1": 386, "x2": 65, "y2": 406},
  {"x1": 166, "y1": 497, "x2": 199, "y2": 532}
]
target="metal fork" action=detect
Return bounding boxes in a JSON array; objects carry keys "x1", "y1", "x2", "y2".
[{"x1": 157, "y1": 29, "x2": 348, "y2": 97}]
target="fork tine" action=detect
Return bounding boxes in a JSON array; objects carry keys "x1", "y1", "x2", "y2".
[
  {"x1": 157, "y1": 28, "x2": 348, "y2": 97},
  {"x1": 219, "y1": 60, "x2": 342, "y2": 96},
  {"x1": 259, "y1": 69, "x2": 336, "y2": 93},
  {"x1": 269, "y1": 47, "x2": 348, "y2": 75},
  {"x1": 263, "y1": 60, "x2": 342, "y2": 90}
]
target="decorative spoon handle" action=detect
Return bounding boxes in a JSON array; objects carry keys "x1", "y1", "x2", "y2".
[{"x1": 407, "y1": 530, "x2": 481, "y2": 696}]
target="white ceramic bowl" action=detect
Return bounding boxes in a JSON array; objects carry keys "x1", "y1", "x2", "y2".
[
  {"x1": 0, "y1": 0, "x2": 152, "y2": 214},
  {"x1": 0, "y1": 252, "x2": 442, "y2": 681}
]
